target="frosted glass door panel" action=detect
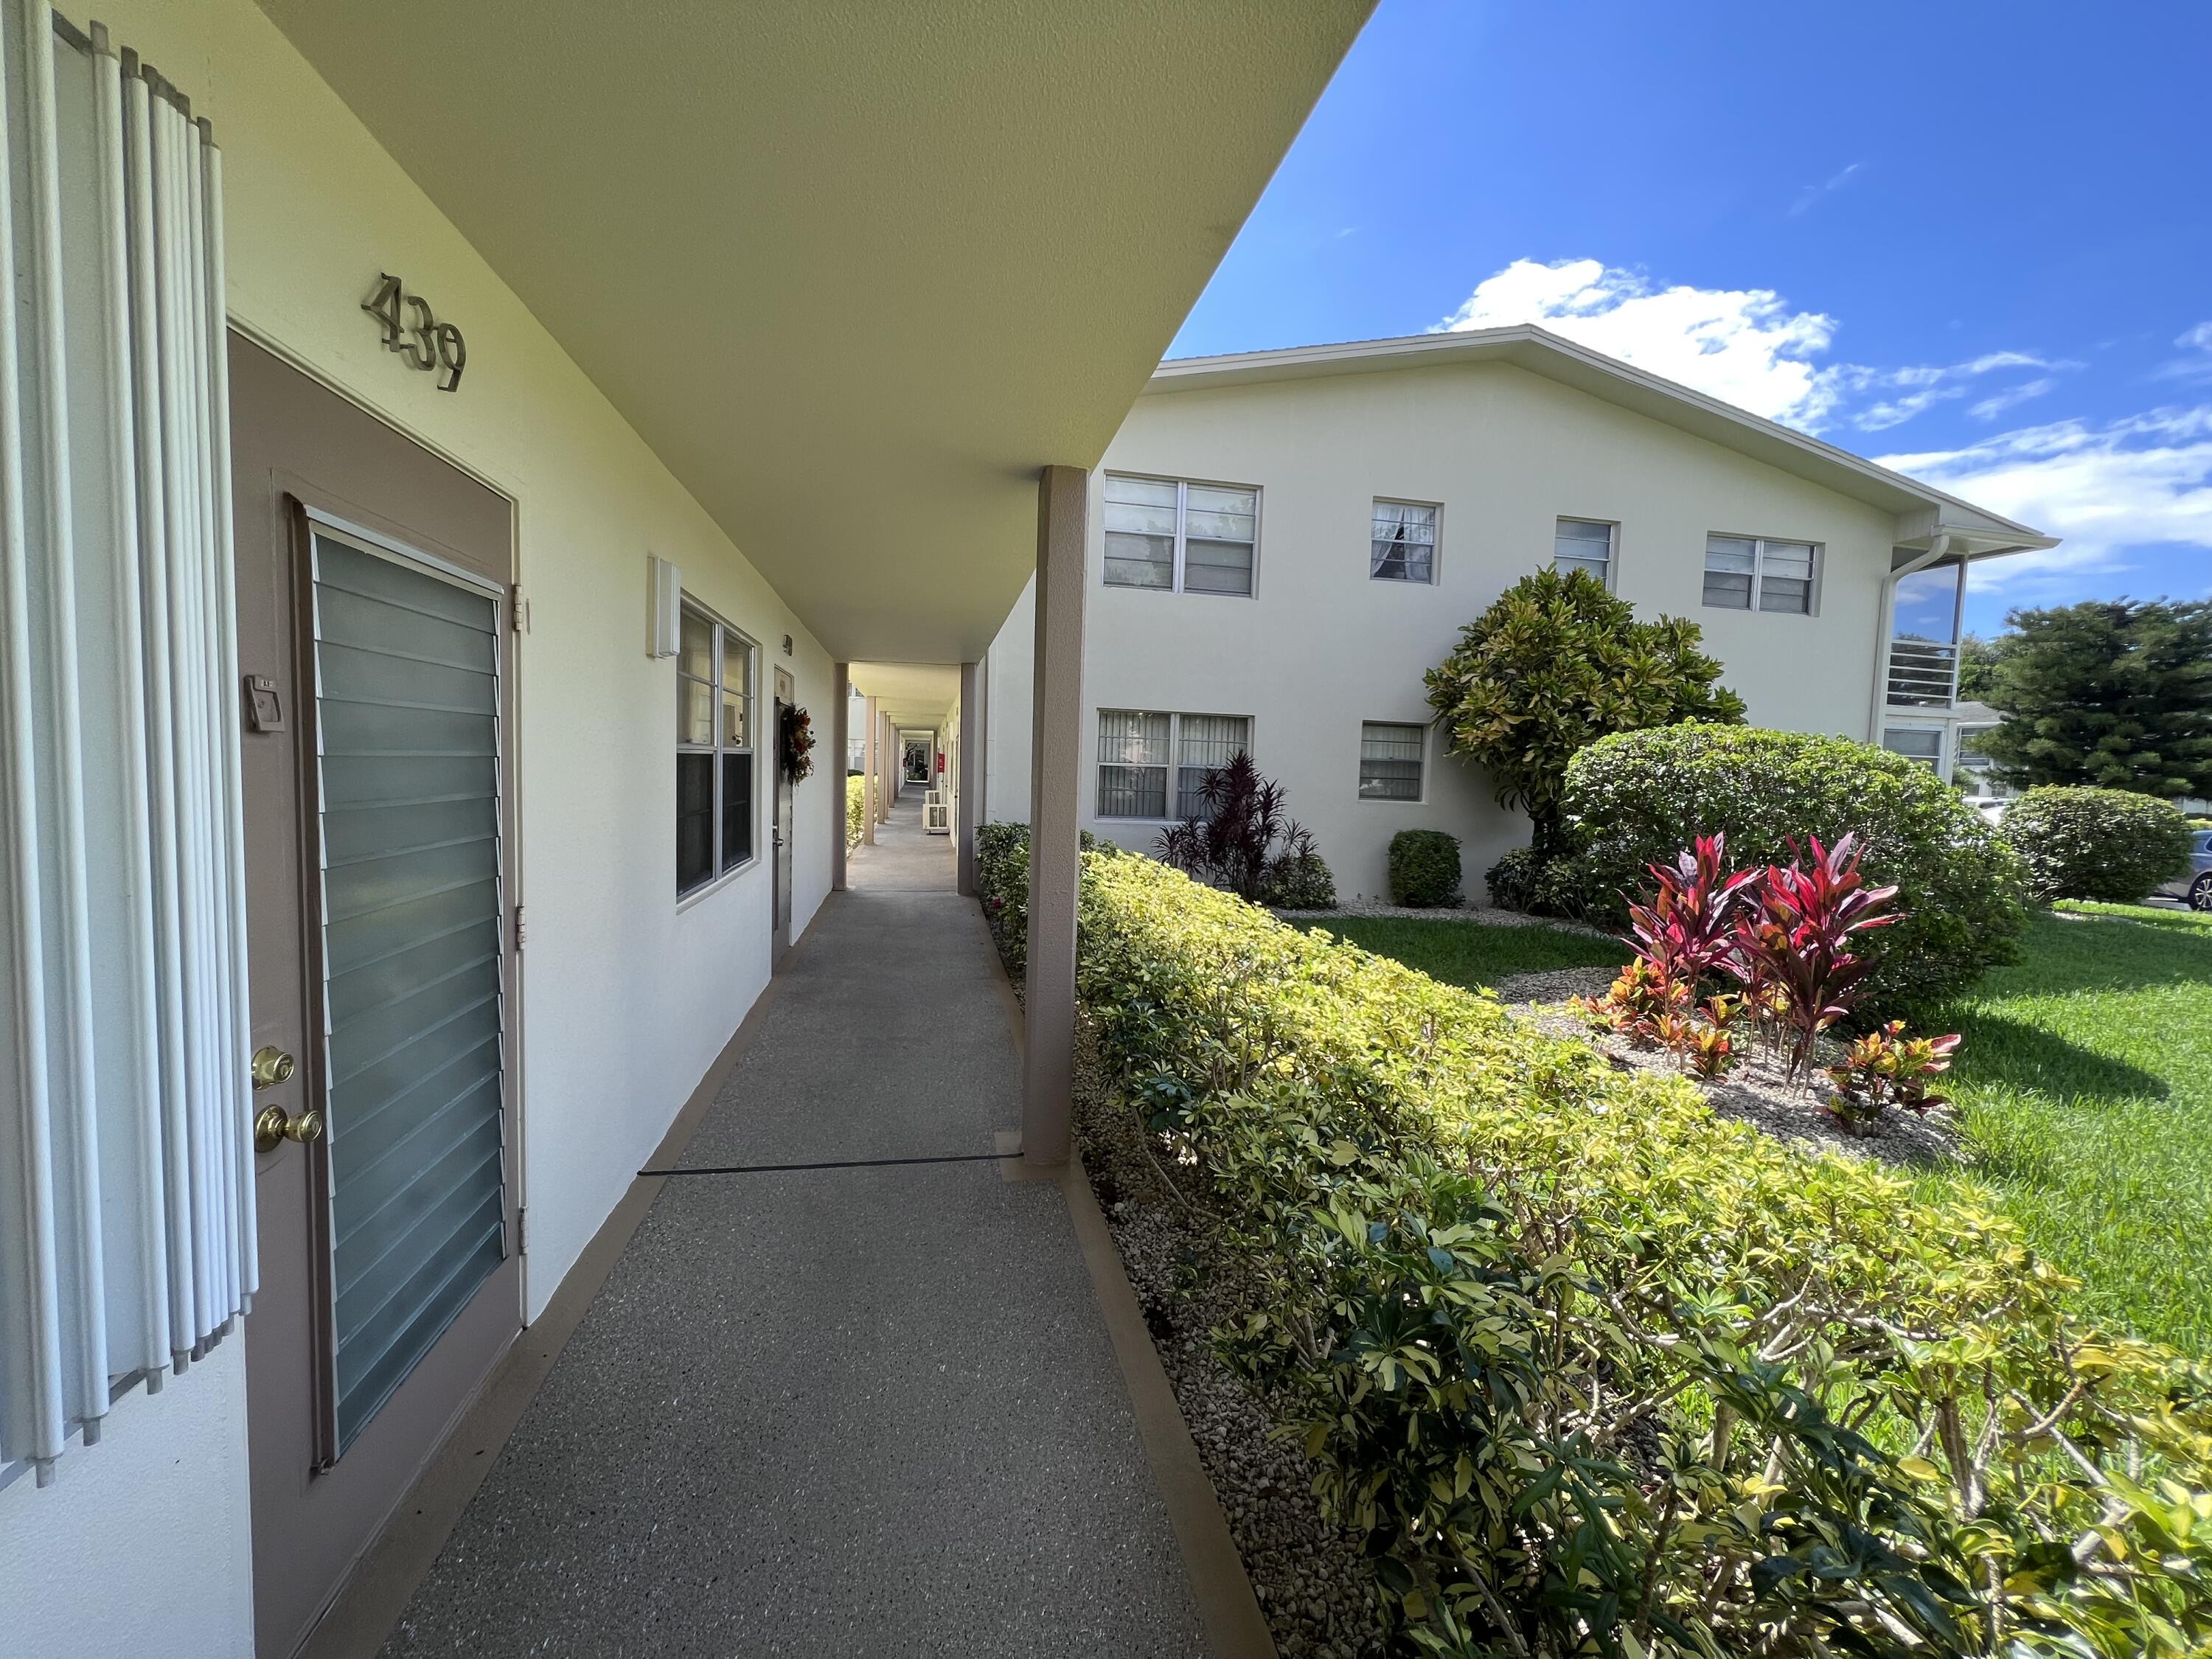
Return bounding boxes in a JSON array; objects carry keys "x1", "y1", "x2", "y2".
[{"x1": 311, "y1": 533, "x2": 507, "y2": 1452}]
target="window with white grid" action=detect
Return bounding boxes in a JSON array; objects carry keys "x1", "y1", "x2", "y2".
[
  {"x1": 1553, "y1": 518, "x2": 1614, "y2": 585},
  {"x1": 1370, "y1": 500, "x2": 1437, "y2": 582},
  {"x1": 1358, "y1": 723, "x2": 1425, "y2": 801},
  {"x1": 1103, "y1": 473, "x2": 1258, "y2": 596},
  {"x1": 1097, "y1": 709, "x2": 1252, "y2": 818},
  {"x1": 1704, "y1": 534, "x2": 1818, "y2": 614}
]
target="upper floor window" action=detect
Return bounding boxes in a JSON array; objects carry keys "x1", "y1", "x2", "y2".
[
  {"x1": 1370, "y1": 501, "x2": 1438, "y2": 582},
  {"x1": 1887, "y1": 557, "x2": 1966, "y2": 708},
  {"x1": 1704, "y1": 535, "x2": 1818, "y2": 614},
  {"x1": 1358, "y1": 722, "x2": 1425, "y2": 801},
  {"x1": 1097, "y1": 709, "x2": 1251, "y2": 819},
  {"x1": 1103, "y1": 473, "x2": 1257, "y2": 597},
  {"x1": 677, "y1": 603, "x2": 757, "y2": 894},
  {"x1": 1553, "y1": 518, "x2": 1615, "y2": 585}
]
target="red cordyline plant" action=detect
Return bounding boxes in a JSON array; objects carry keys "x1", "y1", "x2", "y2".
[
  {"x1": 1730, "y1": 832, "x2": 1899, "y2": 1087},
  {"x1": 1626, "y1": 832, "x2": 1759, "y2": 983}
]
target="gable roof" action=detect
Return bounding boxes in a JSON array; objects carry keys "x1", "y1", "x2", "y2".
[{"x1": 1147, "y1": 325, "x2": 2056, "y2": 560}]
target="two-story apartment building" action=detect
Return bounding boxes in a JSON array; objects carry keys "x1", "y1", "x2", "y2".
[{"x1": 984, "y1": 327, "x2": 2054, "y2": 898}]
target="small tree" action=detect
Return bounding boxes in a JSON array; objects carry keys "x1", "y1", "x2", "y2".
[
  {"x1": 1956, "y1": 632, "x2": 2010, "y2": 699},
  {"x1": 1425, "y1": 568, "x2": 1745, "y2": 855},
  {"x1": 1977, "y1": 598, "x2": 2212, "y2": 799}
]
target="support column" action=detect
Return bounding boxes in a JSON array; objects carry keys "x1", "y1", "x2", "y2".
[
  {"x1": 861, "y1": 695, "x2": 878, "y2": 846},
  {"x1": 957, "y1": 660, "x2": 984, "y2": 897},
  {"x1": 1023, "y1": 465, "x2": 1087, "y2": 1168},
  {"x1": 831, "y1": 663, "x2": 850, "y2": 891}
]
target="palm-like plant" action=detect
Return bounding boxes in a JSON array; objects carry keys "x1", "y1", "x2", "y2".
[{"x1": 1157, "y1": 751, "x2": 1319, "y2": 903}]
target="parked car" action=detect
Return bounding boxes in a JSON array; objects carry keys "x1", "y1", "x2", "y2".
[{"x1": 2157, "y1": 829, "x2": 2212, "y2": 910}]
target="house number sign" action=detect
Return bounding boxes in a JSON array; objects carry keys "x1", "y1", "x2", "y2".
[{"x1": 362, "y1": 273, "x2": 466, "y2": 392}]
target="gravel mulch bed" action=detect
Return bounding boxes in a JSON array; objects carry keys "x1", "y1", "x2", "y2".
[
  {"x1": 1072, "y1": 1026, "x2": 1386, "y2": 1659},
  {"x1": 1274, "y1": 900, "x2": 1612, "y2": 939},
  {"x1": 1514, "y1": 1001, "x2": 1964, "y2": 1170}
]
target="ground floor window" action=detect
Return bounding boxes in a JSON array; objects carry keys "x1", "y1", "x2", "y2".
[
  {"x1": 1358, "y1": 722, "x2": 1426, "y2": 800},
  {"x1": 677, "y1": 602, "x2": 757, "y2": 894},
  {"x1": 1097, "y1": 709, "x2": 1252, "y2": 819},
  {"x1": 1881, "y1": 723, "x2": 1945, "y2": 771},
  {"x1": 1552, "y1": 518, "x2": 1614, "y2": 585}
]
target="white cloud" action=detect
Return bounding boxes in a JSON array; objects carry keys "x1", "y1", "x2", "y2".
[
  {"x1": 1968, "y1": 378, "x2": 2057, "y2": 420},
  {"x1": 2179, "y1": 321, "x2": 2212, "y2": 352},
  {"x1": 1432, "y1": 257, "x2": 2070, "y2": 434},
  {"x1": 1878, "y1": 408, "x2": 2212, "y2": 586},
  {"x1": 1433, "y1": 257, "x2": 1843, "y2": 426}
]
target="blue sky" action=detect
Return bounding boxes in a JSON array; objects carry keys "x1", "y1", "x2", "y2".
[{"x1": 1169, "y1": 0, "x2": 2212, "y2": 637}]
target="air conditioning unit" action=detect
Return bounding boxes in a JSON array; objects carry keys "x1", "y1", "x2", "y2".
[{"x1": 923, "y1": 790, "x2": 950, "y2": 835}]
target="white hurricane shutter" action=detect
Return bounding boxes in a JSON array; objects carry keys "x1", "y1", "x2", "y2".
[{"x1": 0, "y1": 6, "x2": 250, "y2": 1487}]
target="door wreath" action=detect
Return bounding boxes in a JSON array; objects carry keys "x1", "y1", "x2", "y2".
[{"x1": 779, "y1": 703, "x2": 815, "y2": 784}]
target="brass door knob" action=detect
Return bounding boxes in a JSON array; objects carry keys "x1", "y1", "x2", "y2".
[
  {"x1": 251, "y1": 1046, "x2": 296, "y2": 1090},
  {"x1": 254, "y1": 1105, "x2": 326, "y2": 1154}
]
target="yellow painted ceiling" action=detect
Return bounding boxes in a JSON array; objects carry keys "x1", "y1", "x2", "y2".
[{"x1": 256, "y1": 0, "x2": 1373, "y2": 661}]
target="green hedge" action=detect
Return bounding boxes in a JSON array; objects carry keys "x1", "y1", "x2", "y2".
[
  {"x1": 845, "y1": 773, "x2": 866, "y2": 849},
  {"x1": 1022, "y1": 843, "x2": 2209, "y2": 1658},
  {"x1": 1387, "y1": 828, "x2": 1461, "y2": 907},
  {"x1": 2000, "y1": 785, "x2": 2196, "y2": 903},
  {"x1": 1558, "y1": 726, "x2": 2029, "y2": 1017}
]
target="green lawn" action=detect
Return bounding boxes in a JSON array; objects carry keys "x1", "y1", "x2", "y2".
[
  {"x1": 1298, "y1": 914, "x2": 1627, "y2": 989},
  {"x1": 1916, "y1": 902, "x2": 2212, "y2": 1356}
]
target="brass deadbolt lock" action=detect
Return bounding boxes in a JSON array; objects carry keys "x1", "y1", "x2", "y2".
[
  {"x1": 251, "y1": 1046, "x2": 296, "y2": 1090},
  {"x1": 254, "y1": 1105, "x2": 325, "y2": 1155}
]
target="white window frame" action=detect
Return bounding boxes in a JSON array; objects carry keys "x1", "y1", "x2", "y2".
[
  {"x1": 1101, "y1": 472, "x2": 1261, "y2": 598},
  {"x1": 1552, "y1": 516, "x2": 1617, "y2": 588},
  {"x1": 1880, "y1": 720, "x2": 1948, "y2": 778},
  {"x1": 676, "y1": 598, "x2": 760, "y2": 902},
  {"x1": 1094, "y1": 709, "x2": 1254, "y2": 821},
  {"x1": 1369, "y1": 498, "x2": 1441, "y2": 585},
  {"x1": 1703, "y1": 533, "x2": 1822, "y2": 615},
  {"x1": 1357, "y1": 720, "x2": 1427, "y2": 803}
]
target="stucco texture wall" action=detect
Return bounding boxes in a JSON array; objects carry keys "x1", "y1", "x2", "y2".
[
  {"x1": 985, "y1": 360, "x2": 1899, "y2": 899},
  {"x1": 5, "y1": 0, "x2": 836, "y2": 1644}
]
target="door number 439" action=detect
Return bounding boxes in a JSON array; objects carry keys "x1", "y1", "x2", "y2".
[{"x1": 363, "y1": 273, "x2": 466, "y2": 392}]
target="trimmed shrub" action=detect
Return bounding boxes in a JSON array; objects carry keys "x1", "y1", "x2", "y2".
[
  {"x1": 2000, "y1": 785, "x2": 2195, "y2": 902},
  {"x1": 1559, "y1": 726, "x2": 2028, "y2": 1016},
  {"x1": 845, "y1": 773, "x2": 866, "y2": 849},
  {"x1": 1482, "y1": 845, "x2": 1582, "y2": 915},
  {"x1": 1385, "y1": 828, "x2": 1461, "y2": 907},
  {"x1": 1259, "y1": 849, "x2": 1336, "y2": 910},
  {"x1": 1074, "y1": 850, "x2": 2210, "y2": 1658},
  {"x1": 975, "y1": 821, "x2": 1110, "y2": 975}
]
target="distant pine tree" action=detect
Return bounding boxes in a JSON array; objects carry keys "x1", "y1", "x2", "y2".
[
  {"x1": 1955, "y1": 632, "x2": 2010, "y2": 699},
  {"x1": 1978, "y1": 598, "x2": 2212, "y2": 798}
]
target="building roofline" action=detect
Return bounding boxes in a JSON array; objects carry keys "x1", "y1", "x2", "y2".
[{"x1": 1148, "y1": 325, "x2": 2058, "y2": 558}]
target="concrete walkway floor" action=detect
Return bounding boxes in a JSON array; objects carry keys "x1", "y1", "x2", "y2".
[
  {"x1": 849, "y1": 790, "x2": 956, "y2": 891},
  {"x1": 375, "y1": 819, "x2": 1211, "y2": 1656}
]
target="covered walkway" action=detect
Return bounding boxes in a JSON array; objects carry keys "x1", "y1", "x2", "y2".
[{"x1": 369, "y1": 818, "x2": 1222, "y2": 1657}]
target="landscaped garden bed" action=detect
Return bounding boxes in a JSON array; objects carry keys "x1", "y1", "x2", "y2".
[{"x1": 978, "y1": 824, "x2": 2211, "y2": 1658}]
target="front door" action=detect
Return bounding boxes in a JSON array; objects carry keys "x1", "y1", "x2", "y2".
[
  {"x1": 772, "y1": 667, "x2": 795, "y2": 964},
  {"x1": 230, "y1": 338, "x2": 521, "y2": 1658}
]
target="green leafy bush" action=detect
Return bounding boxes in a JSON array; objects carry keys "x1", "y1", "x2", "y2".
[
  {"x1": 1075, "y1": 850, "x2": 2211, "y2": 1658},
  {"x1": 1387, "y1": 829, "x2": 1461, "y2": 908},
  {"x1": 2000, "y1": 785, "x2": 2195, "y2": 902},
  {"x1": 845, "y1": 773, "x2": 866, "y2": 849},
  {"x1": 1482, "y1": 845, "x2": 1582, "y2": 914},
  {"x1": 975, "y1": 821, "x2": 1111, "y2": 975},
  {"x1": 1259, "y1": 849, "x2": 1336, "y2": 910},
  {"x1": 1425, "y1": 566, "x2": 1745, "y2": 855},
  {"x1": 1559, "y1": 726, "x2": 2028, "y2": 1017}
]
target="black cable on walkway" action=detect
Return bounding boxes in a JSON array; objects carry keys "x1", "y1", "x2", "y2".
[{"x1": 641, "y1": 1150, "x2": 1019, "y2": 1177}]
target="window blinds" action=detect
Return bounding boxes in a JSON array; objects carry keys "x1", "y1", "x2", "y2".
[{"x1": 0, "y1": 5, "x2": 251, "y2": 1486}]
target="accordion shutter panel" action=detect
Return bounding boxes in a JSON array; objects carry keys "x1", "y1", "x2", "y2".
[{"x1": 0, "y1": 4, "x2": 252, "y2": 1487}]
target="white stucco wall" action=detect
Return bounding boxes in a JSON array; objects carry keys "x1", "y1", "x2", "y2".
[
  {"x1": 984, "y1": 359, "x2": 1902, "y2": 897},
  {"x1": 5, "y1": 0, "x2": 837, "y2": 1646}
]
